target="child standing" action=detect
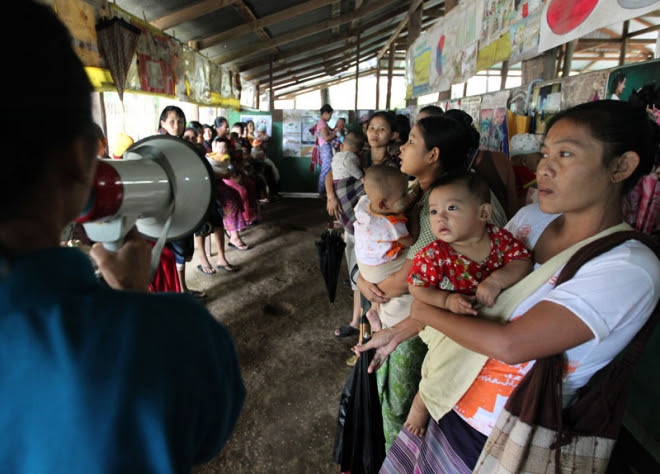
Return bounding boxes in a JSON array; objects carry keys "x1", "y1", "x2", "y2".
[
  {"x1": 353, "y1": 164, "x2": 416, "y2": 331},
  {"x1": 404, "y1": 170, "x2": 532, "y2": 437}
]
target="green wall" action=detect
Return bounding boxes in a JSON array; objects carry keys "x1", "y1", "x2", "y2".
[{"x1": 229, "y1": 109, "x2": 318, "y2": 194}]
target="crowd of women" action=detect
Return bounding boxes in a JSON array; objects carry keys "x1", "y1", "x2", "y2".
[
  {"x1": 84, "y1": 106, "x2": 280, "y2": 300},
  {"x1": 323, "y1": 100, "x2": 660, "y2": 472}
]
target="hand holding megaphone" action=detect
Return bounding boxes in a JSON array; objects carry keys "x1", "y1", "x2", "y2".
[{"x1": 90, "y1": 227, "x2": 152, "y2": 290}]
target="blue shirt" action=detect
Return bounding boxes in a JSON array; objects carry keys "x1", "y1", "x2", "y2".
[{"x1": 0, "y1": 247, "x2": 245, "y2": 473}]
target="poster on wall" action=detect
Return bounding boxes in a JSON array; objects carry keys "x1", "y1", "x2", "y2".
[
  {"x1": 508, "y1": 11, "x2": 542, "y2": 64},
  {"x1": 605, "y1": 59, "x2": 660, "y2": 105},
  {"x1": 538, "y1": 0, "x2": 660, "y2": 54},
  {"x1": 530, "y1": 81, "x2": 562, "y2": 134},
  {"x1": 479, "y1": 91, "x2": 511, "y2": 152},
  {"x1": 410, "y1": 35, "x2": 432, "y2": 97},
  {"x1": 241, "y1": 114, "x2": 272, "y2": 137},
  {"x1": 282, "y1": 110, "x2": 303, "y2": 157},
  {"x1": 136, "y1": 28, "x2": 176, "y2": 95},
  {"x1": 562, "y1": 69, "x2": 609, "y2": 108},
  {"x1": 481, "y1": 0, "x2": 515, "y2": 45},
  {"x1": 301, "y1": 113, "x2": 318, "y2": 145}
]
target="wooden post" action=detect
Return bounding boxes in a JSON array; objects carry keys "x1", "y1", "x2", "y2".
[
  {"x1": 500, "y1": 60, "x2": 509, "y2": 90},
  {"x1": 376, "y1": 59, "x2": 380, "y2": 109},
  {"x1": 355, "y1": 32, "x2": 360, "y2": 113},
  {"x1": 562, "y1": 41, "x2": 575, "y2": 76},
  {"x1": 269, "y1": 55, "x2": 274, "y2": 112},
  {"x1": 386, "y1": 46, "x2": 394, "y2": 109},
  {"x1": 620, "y1": 20, "x2": 630, "y2": 66}
]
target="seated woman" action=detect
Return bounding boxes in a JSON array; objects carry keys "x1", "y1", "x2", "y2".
[{"x1": 356, "y1": 100, "x2": 660, "y2": 473}]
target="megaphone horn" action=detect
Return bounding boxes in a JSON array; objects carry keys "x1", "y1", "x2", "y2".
[{"x1": 77, "y1": 135, "x2": 213, "y2": 250}]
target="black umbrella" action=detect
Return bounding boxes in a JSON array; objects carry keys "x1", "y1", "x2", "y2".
[
  {"x1": 332, "y1": 304, "x2": 386, "y2": 474},
  {"x1": 315, "y1": 227, "x2": 346, "y2": 303}
]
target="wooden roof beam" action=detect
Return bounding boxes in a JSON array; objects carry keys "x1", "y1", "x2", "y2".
[
  {"x1": 210, "y1": 0, "x2": 400, "y2": 64},
  {"x1": 276, "y1": 67, "x2": 404, "y2": 99},
  {"x1": 151, "y1": 0, "x2": 239, "y2": 31},
  {"x1": 237, "y1": 3, "x2": 412, "y2": 73},
  {"x1": 376, "y1": 0, "x2": 423, "y2": 60},
  {"x1": 198, "y1": 0, "x2": 338, "y2": 49}
]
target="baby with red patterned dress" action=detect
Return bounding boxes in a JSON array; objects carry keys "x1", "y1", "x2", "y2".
[{"x1": 405, "y1": 169, "x2": 532, "y2": 437}]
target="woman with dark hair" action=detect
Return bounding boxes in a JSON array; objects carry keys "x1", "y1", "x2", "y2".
[
  {"x1": 316, "y1": 103, "x2": 338, "y2": 195},
  {"x1": 353, "y1": 115, "x2": 478, "y2": 450},
  {"x1": 157, "y1": 106, "x2": 207, "y2": 298},
  {"x1": 610, "y1": 71, "x2": 627, "y2": 100},
  {"x1": 358, "y1": 100, "x2": 660, "y2": 472}
]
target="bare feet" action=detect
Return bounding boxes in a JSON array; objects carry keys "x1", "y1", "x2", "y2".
[
  {"x1": 365, "y1": 308, "x2": 382, "y2": 332},
  {"x1": 404, "y1": 391, "x2": 430, "y2": 437}
]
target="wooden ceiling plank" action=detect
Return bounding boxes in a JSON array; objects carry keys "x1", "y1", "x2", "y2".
[
  {"x1": 245, "y1": 30, "x2": 388, "y2": 82},
  {"x1": 210, "y1": 0, "x2": 400, "y2": 64},
  {"x1": 199, "y1": 0, "x2": 338, "y2": 49},
  {"x1": 276, "y1": 66, "x2": 404, "y2": 99},
  {"x1": 151, "y1": 0, "x2": 239, "y2": 31},
  {"x1": 237, "y1": 3, "x2": 412, "y2": 73},
  {"x1": 376, "y1": 0, "x2": 423, "y2": 60}
]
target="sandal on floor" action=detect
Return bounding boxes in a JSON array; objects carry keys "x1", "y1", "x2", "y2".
[
  {"x1": 334, "y1": 324, "x2": 359, "y2": 338},
  {"x1": 197, "y1": 264, "x2": 216, "y2": 275},
  {"x1": 217, "y1": 263, "x2": 239, "y2": 272},
  {"x1": 186, "y1": 289, "x2": 207, "y2": 300},
  {"x1": 228, "y1": 242, "x2": 249, "y2": 251}
]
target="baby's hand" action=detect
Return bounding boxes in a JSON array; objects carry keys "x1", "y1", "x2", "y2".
[
  {"x1": 446, "y1": 293, "x2": 477, "y2": 315},
  {"x1": 475, "y1": 280, "x2": 502, "y2": 307}
]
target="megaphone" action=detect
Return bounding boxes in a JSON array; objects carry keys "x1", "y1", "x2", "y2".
[{"x1": 77, "y1": 135, "x2": 212, "y2": 251}]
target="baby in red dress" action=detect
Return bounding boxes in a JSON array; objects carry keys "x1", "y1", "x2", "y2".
[{"x1": 405, "y1": 169, "x2": 532, "y2": 437}]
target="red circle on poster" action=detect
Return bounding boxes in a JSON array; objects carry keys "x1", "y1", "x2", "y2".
[{"x1": 546, "y1": 0, "x2": 598, "y2": 35}]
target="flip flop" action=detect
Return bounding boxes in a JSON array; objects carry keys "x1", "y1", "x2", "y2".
[
  {"x1": 186, "y1": 289, "x2": 207, "y2": 300},
  {"x1": 228, "y1": 242, "x2": 250, "y2": 251},
  {"x1": 217, "y1": 263, "x2": 239, "y2": 272},
  {"x1": 334, "y1": 324, "x2": 359, "y2": 338},
  {"x1": 197, "y1": 264, "x2": 216, "y2": 275}
]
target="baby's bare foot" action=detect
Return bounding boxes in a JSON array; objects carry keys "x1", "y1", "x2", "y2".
[
  {"x1": 365, "y1": 308, "x2": 382, "y2": 332},
  {"x1": 404, "y1": 392, "x2": 430, "y2": 437}
]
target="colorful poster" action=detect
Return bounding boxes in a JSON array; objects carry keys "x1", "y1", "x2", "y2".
[
  {"x1": 301, "y1": 114, "x2": 319, "y2": 145},
  {"x1": 562, "y1": 69, "x2": 609, "y2": 108},
  {"x1": 429, "y1": 17, "x2": 451, "y2": 92},
  {"x1": 282, "y1": 110, "x2": 303, "y2": 157},
  {"x1": 538, "y1": 0, "x2": 660, "y2": 54},
  {"x1": 605, "y1": 59, "x2": 660, "y2": 104},
  {"x1": 479, "y1": 107, "x2": 509, "y2": 152},
  {"x1": 411, "y1": 36, "x2": 432, "y2": 97},
  {"x1": 481, "y1": 0, "x2": 515, "y2": 45},
  {"x1": 510, "y1": 0, "x2": 545, "y2": 22},
  {"x1": 136, "y1": 28, "x2": 176, "y2": 96},
  {"x1": 530, "y1": 81, "x2": 562, "y2": 134},
  {"x1": 508, "y1": 11, "x2": 542, "y2": 64},
  {"x1": 477, "y1": 33, "x2": 513, "y2": 72}
]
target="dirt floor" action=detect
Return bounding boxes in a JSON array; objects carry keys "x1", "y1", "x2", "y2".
[{"x1": 186, "y1": 196, "x2": 358, "y2": 474}]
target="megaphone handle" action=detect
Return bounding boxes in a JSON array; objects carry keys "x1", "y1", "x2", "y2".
[
  {"x1": 148, "y1": 212, "x2": 174, "y2": 282},
  {"x1": 103, "y1": 240, "x2": 122, "y2": 251}
]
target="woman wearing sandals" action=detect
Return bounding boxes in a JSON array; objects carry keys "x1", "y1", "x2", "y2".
[{"x1": 356, "y1": 101, "x2": 660, "y2": 472}]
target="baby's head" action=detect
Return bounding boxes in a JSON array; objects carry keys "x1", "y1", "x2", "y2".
[
  {"x1": 211, "y1": 136, "x2": 231, "y2": 157},
  {"x1": 363, "y1": 164, "x2": 409, "y2": 215},
  {"x1": 341, "y1": 131, "x2": 365, "y2": 155},
  {"x1": 428, "y1": 170, "x2": 491, "y2": 243}
]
